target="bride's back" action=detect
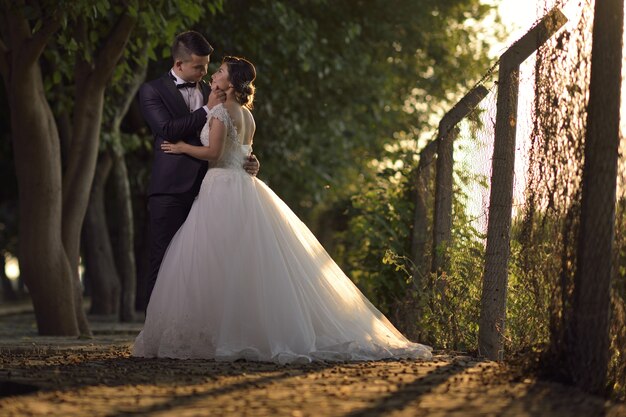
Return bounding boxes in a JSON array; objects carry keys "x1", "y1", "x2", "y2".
[
  {"x1": 226, "y1": 103, "x2": 256, "y2": 146},
  {"x1": 206, "y1": 103, "x2": 255, "y2": 169}
]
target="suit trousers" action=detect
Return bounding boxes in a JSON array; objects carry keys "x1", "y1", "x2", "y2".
[{"x1": 146, "y1": 172, "x2": 204, "y2": 308}]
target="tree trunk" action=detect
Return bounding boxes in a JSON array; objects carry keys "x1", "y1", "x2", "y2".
[
  {"x1": 109, "y1": 150, "x2": 137, "y2": 321},
  {"x1": 61, "y1": 80, "x2": 104, "y2": 335},
  {"x1": 93, "y1": 40, "x2": 149, "y2": 323},
  {"x1": 60, "y1": 14, "x2": 137, "y2": 333},
  {"x1": 56, "y1": 110, "x2": 72, "y2": 167},
  {"x1": 103, "y1": 46, "x2": 148, "y2": 321},
  {"x1": 1, "y1": 9, "x2": 80, "y2": 335},
  {"x1": 7, "y1": 64, "x2": 79, "y2": 335},
  {"x1": 568, "y1": 0, "x2": 623, "y2": 394},
  {"x1": 135, "y1": 202, "x2": 151, "y2": 312},
  {"x1": 83, "y1": 152, "x2": 121, "y2": 315},
  {"x1": 1, "y1": 5, "x2": 136, "y2": 336}
]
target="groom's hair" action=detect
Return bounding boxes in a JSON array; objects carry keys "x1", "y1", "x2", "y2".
[{"x1": 171, "y1": 31, "x2": 214, "y2": 61}]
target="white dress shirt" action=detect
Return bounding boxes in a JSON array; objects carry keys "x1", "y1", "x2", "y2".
[{"x1": 170, "y1": 70, "x2": 209, "y2": 114}]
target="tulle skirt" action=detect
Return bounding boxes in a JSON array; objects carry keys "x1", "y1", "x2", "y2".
[{"x1": 133, "y1": 167, "x2": 432, "y2": 364}]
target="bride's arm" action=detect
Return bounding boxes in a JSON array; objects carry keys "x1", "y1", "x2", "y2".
[{"x1": 161, "y1": 118, "x2": 226, "y2": 161}]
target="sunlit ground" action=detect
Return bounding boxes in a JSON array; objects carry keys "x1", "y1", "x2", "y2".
[{"x1": 1, "y1": 340, "x2": 623, "y2": 417}]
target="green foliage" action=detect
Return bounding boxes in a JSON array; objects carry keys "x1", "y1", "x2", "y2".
[
  {"x1": 339, "y1": 156, "x2": 415, "y2": 309},
  {"x1": 201, "y1": 0, "x2": 495, "y2": 221},
  {"x1": 39, "y1": 0, "x2": 223, "y2": 140},
  {"x1": 506, "y1": 212, "x2": 562, "y2": 351},
  {"x1": 336, "y1": 139, "x2": 487, "y2": 351}
]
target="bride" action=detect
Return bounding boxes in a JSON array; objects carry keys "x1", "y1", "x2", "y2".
[{"x1": 132, "y1": 56, "x2": 432, "y2": 364}]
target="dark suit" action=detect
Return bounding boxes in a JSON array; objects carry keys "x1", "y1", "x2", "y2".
[{"x1": 140, "y1": 73, "x2": 211, "y2": 305}]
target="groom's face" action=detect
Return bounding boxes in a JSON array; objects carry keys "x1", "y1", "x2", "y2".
[{"x1": 176, "y1": 53, "x2": 209, "y2": 83}]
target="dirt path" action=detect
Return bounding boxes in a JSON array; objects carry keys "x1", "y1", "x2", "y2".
[{"x1": 0, "y1": 312, "x2": 624, "y2": 417}]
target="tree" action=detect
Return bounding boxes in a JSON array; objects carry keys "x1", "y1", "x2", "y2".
[
  {"x1": 567, "y1": 0, "x2": 624, "y2": 394},
  {"x1": 2, "y1": 2, "x2": 66, "y2": 324},
  {"x1": 0, "y1": 0, "x2": 137, "y2": 335},
  {"x1": 80, "y1": 1, "x2": 222, "y2": 320}
]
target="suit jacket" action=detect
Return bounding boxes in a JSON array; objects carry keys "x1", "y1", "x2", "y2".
[{"x1": 140, "y1": 73, "x2": 211, "y2": 196}]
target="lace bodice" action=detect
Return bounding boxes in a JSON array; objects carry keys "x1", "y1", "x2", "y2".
[{"x1": 200, "y1": 104, "x2": 252, "y2": 169}]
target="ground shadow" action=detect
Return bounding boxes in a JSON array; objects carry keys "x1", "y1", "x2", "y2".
[
  {"x1": 0, "y1": 348, "x2": 338, "y2": 400},
  {"x1": 512, "y1": 381, "x2": 609, "y2": 417},
  {"x1": 343, "y1": 360, "x2": 469, "y2": 417}
]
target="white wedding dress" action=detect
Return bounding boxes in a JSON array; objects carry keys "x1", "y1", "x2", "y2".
[{"x1": 133, "y1": 104, "x2": 432, "y2": 364}]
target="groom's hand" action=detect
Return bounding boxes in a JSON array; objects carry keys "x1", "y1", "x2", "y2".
[
  {"x1": 207, "y1": 86, "x2": 226, "y2": 109},
  {"x1": 244, "y1": 154, "x2": 260, "y2": 176}
]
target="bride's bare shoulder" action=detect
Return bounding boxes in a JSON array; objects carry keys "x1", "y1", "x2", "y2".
[{"x1": 242, "y1": 107, "x2": 256, "y2": 130}]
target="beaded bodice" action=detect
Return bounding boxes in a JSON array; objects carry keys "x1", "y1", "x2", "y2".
[{"x1": 200, "y1": 104, "x2": 251, "y2": 169}]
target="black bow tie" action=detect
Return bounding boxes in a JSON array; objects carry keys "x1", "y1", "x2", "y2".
[
  {"x1": 169, "y1": 72, "x2": 197, "y2": 89},
  {"x1": 177, "y1": 82, "x2": 197, "y2": 89}
]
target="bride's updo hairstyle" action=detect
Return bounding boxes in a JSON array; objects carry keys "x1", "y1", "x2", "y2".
[{"x1": 224, "y1": 56, "x2": 256, "y2": 109}]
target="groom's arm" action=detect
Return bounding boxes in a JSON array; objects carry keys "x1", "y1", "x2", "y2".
[{"x1": 139, "y1": 83, "x2": 207, "y2": 142}]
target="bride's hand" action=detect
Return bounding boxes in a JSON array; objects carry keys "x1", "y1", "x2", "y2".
[{"x1": 161, "y1": 140, "x2": 184, "y2": 154}]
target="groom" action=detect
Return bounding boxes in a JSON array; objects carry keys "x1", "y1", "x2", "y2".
[{"x1": 140, "y1": 31, "x2": 259, "y2": 307}]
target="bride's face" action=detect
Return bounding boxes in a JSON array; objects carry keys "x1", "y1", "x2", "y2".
[{"x1": 210, "y1": 64, "x2": 231, "y2": 91}]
